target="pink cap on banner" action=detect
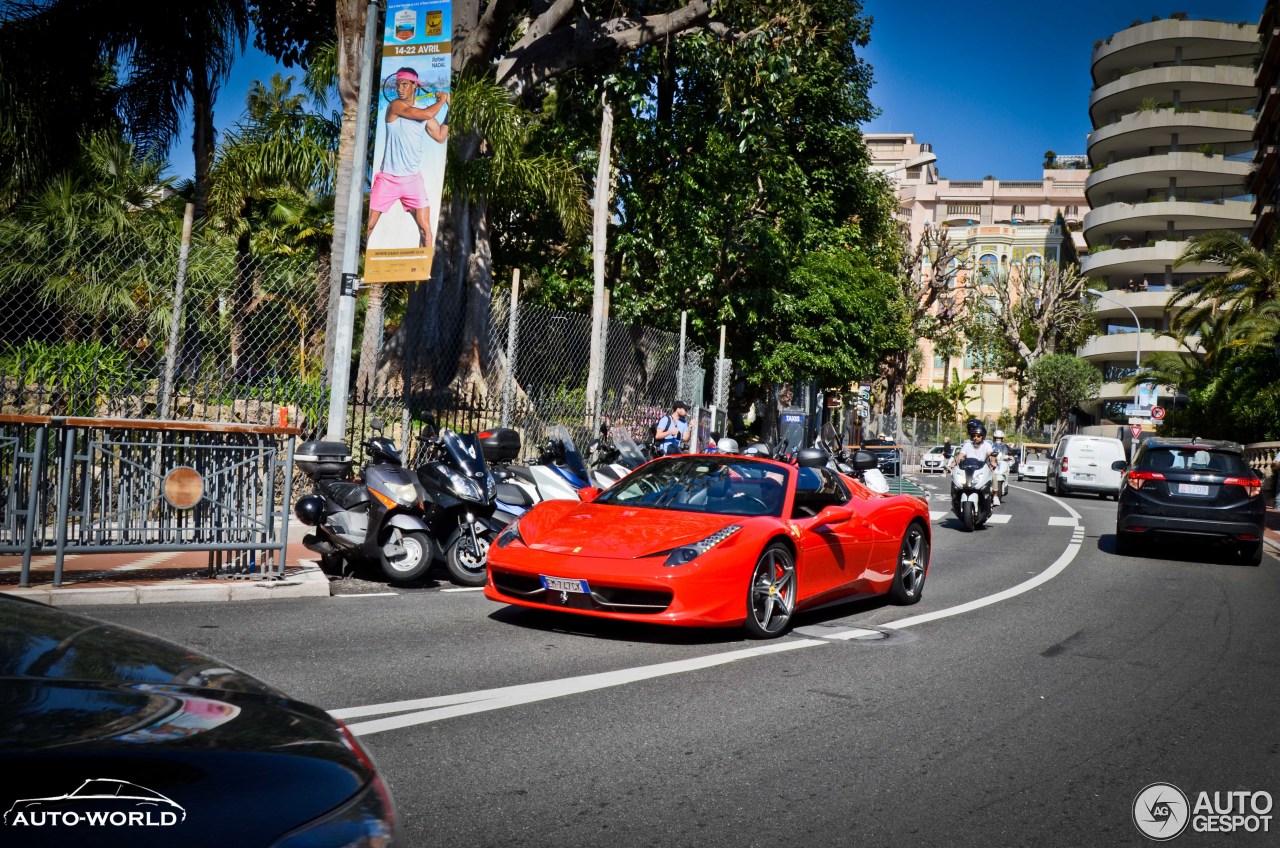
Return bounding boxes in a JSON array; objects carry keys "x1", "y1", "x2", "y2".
[{"x1": 395, "y1": 69, "x2": 418, "y2": 81}]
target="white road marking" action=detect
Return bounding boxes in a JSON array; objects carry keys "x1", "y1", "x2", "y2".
[
  {"x1": 337, "y1": 486, "x2": 1087, "y2": 737},
  {"x1": 1048, "y1": 516, "x2": 1078, "y2": 527},
  {"x1": 929, "y1": 510, "x2": 949, "y2": 521},
  {"x1": 335, "y1": 592, "x2": 399, "y2": 598},
  {"x1": 441, "y1": 587, "x2": 485, "y2": 593},
  {"x1": 335, "y1": 639, "x2": 825, "y2": 735}
]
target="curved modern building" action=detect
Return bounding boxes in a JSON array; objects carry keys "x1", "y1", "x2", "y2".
[{"x1": 1081, "y1": 16, "x2": 1258, "y2": 420}]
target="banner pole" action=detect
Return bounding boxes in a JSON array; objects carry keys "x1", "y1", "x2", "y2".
[{"x1": 327, "y1": 0, "x2": 382, "y2": 441}]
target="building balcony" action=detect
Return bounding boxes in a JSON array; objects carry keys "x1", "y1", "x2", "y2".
[
  {"x1": 1088, "y1": 110, "x2": 1255, "y2": 162},
  {"x1": 1082, "y1": 199, "x2": 1253, "y2": 245},
  {"x1": 1086, "y1": 289, "x2": 1182, "y2": 320},
  {"x1": 1085, "y1": 152, "x2": 1253, "y2": 204},
  {"x1": 1079, "y1": 240, "x2": 1225, "y2": 277},
  {"x1": 1077, "y1": 331, "x2": 1197, "y2": 364},
  {"x1": 1092, "y1": 19, "x2": 1260, "y2": 86},
  {"x1": 1090, "y1": 65, "x2": 1255, "y2": 126}
]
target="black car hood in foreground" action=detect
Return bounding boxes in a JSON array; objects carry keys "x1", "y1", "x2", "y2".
[{"x1": 0, "y1": 596, "x2": 376, "y2": 847}]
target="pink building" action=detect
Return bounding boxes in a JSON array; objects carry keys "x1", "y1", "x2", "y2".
[{"x1": 866, "y1": 133, "x2": 1089, "y2": 422}]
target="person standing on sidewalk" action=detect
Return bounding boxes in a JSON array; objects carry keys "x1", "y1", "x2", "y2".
[{"x1": 654, "y1": 402, "x2": 690, "y2": 456}]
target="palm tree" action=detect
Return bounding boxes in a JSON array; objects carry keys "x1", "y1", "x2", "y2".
[
  {"x1": 47, "y1": 0, "x2": 252, "y2": 219},
  {"x1": 0, "y1": 132, "x2": 173, "y2": 346},
  {"x1": 207, "y1": 77, "x2": 336, "y2": 380},
  {"x1": 1170, "y1": 230, "x2": 1280, "y2": 336}
]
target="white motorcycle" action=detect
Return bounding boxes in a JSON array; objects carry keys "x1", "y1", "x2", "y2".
[{"x1": 951, "y1": 458, "x2": 994, "y2": 531}]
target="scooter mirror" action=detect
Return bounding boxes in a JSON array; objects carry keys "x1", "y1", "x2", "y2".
[{"x1": 370, "y1": 417, "x2": 385, "y2": 433}]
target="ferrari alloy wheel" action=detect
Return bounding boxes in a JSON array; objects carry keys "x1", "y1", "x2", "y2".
[
  {"x1": 745, "y1": 543, "x2": 796, "y2": 639},
  {"x1": 380, "y1": 529, "x2": 431, "y2": 582},
  {"x1": 890, "y1": 522, "x2": 928, "y2": 605}
]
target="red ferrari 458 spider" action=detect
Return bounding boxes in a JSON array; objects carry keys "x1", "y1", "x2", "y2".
[{"x1": 484, "y1": 452, "x2": 931, "y2": 638}]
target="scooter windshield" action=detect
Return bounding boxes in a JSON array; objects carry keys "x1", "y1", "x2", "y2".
[
  {"x1": 612, "y1": 429, "x2": 649, "y2": 469},
  {"x1": 548, "y1": 425, "x2": 591, "y2": 485},
  {"x1": 441, "y1": 430, "x2": 492, "y2": 481}
]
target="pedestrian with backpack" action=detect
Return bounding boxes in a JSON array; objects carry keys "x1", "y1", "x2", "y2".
[{"x1": 654, "y1": 401, "x2": 690, "y2": 456}]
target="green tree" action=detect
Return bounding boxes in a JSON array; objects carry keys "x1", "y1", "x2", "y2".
[
  {"x1": 206, "y1": 73, "x2": 337, "y2": 379},
  {"x1": 1028, "y1": 354, "x2": 1102, "y2": 443},
  {"x1": 1170, "y1": 230, "x2": 1280, "y2": 335},
  {"x1": 0, "y1": 132, "x2": 174, "y2": 347},
  {"x1": 903, "y1": 387, "x2": 953, "y2": 421}
]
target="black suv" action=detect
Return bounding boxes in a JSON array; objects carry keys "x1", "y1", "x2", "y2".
[{"x1": 1114, "y1": 438, "x2": 1266, "y2": 564}]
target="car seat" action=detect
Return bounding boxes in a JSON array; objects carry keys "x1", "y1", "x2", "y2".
[{"x1": 1148, "y1": 451, "x2": 1175, "y2": 471}]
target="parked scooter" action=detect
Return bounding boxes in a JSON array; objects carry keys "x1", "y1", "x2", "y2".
[
  {"x1": 587, "y1": 423, "x2": 646, "y2": 489},
  {"x1": 414, "y1": 425, "x2": 513, "y2": 587},
  {"x1": 529, "y1": 424, "x2": 592, "y2": 499},
  {"x1": 295, "y1": 419, "x2": 433, "y2": 582},
  {"x1": 818, "y1": 424, "x2": 889, "y2": 493},
  {"x1": 951, "y1": 457, "x2": 994, "y2": 531}
]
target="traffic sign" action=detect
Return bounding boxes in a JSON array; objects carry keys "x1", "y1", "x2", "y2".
[
  {"x1": 1130, "y1": 424, "x2": 1142, "y2": 440},
  {"x1": 1151, "y1": 406, "x2": 1166, "y2": 421}
]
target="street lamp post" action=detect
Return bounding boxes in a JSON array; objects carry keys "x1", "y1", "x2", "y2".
[{"x1": 1085, "y1": 288, "x2": 1142, "y2": 418}]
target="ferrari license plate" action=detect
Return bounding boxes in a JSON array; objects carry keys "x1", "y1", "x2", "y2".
[
  {"x1": 540, "y1": 575, "x2": 589, "y2": 594},
  {"x1": 1177, "y1": 483, "x2": 1210, "y2": 496}
]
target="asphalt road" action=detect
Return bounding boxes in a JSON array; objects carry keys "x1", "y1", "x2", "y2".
[{"x1": 88, "y1": 480, "x2": 1280, "y2": 847}]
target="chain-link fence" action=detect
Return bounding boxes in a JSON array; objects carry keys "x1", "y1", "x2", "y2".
[
  {"x1": 0, "y1": 224, "x2": 329, "y2": 425},
  {"x1": 0, "y1": 219, "x2": 706, "y2": 456},
  {"x1": 349, "y1": 288, "x2": 707, "y2": 457}
]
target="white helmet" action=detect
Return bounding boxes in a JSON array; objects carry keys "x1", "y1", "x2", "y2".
[
  {"x1": 993, "y1": 430, "x2": 1005, "y2": 439},
  {"x1": 716, "y1": 437, "x2": 740, "y2": 454}
]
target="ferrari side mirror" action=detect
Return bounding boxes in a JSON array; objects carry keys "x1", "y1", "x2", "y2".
[
  {"x1": 578, "y1": 486, "x2": 602, "y2": 502},
  {"x1": 814, "y1": 505, "x2": 853, "y2": 526}
]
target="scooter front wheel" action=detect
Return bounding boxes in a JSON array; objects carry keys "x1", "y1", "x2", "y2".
[
  {"x1": 445, "y1": 526, "x2": 492, "y2": 587},
  {"x1": 962, "y1": 501, "x2": 976, "y2": 532},
  {"x1": 381, "y1": 530, "x2": 431, "y2": 583}
]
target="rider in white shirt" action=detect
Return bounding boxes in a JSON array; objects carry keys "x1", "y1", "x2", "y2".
[{"x1": 951, "y1": 424, "x2": 1000, "y2": 506}]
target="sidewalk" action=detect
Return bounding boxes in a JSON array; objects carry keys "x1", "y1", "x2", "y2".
[
  {"x1": 1266, "y1": 506, "x2": 1280, "y2": 555},
  {"x1": 0, "y1": 524, "x2": 330, "y2": 606}
]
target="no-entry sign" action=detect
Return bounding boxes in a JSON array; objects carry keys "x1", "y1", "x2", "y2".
[{"x1": 1151, "y1": 406, "x2": 1166, "y2": 420}]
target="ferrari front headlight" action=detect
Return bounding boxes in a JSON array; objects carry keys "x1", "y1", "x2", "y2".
[
  {"x1": 663, "y1": 525, "x2": 741, "y2": 567},
  {"x1": 495, "y1": 518, "x2": 524, "y2": 548}
]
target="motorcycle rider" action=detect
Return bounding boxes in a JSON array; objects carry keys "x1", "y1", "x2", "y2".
[
  {"x1": 950, "y1": 422, "x2": 1000, "y2": 506},
  {"x1": 990, "y1": 429, "x2": 1012, "y2": 501}
]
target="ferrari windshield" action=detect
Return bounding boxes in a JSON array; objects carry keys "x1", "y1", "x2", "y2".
[{"x1": 595, "y1": 456, "x2": 788, "y2": 517}]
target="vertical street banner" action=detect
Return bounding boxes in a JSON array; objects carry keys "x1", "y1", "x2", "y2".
[{"x1": 364, "y1": 0, "x2": 452, "y2": 284}]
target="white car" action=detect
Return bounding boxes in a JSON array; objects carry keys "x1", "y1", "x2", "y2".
[
  {"x1": 1018, "y1": 443, "x2": 1053, "y2": 481},
  {"x1": 920, "y1": 445, "x2": 948, "y2": 474}
]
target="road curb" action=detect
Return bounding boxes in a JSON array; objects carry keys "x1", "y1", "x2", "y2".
[{"x1": 0, "y1": 566, "x2": 331, "y2": 607}]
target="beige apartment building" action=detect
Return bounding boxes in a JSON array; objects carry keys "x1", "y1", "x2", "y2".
[
  {"x1": 866, "y1": 133, "x2": 1088, "y2": 422},
  {"x1": 1080, "y1": 17, "x2": 1257, "y2": 421}
]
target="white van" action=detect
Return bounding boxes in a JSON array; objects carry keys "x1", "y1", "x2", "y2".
[{"x1": 1045, "y1": 435, "x2": 1126, "y2": 499}]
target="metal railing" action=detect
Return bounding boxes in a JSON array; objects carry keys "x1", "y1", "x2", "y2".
[{"x1": 1, "y1": 416, "x2": 297, "y2": 587}]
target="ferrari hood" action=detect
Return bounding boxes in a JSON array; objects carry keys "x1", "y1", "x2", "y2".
[{"x1": 522, "y1": 501, "x2": 746, "y2": 559}]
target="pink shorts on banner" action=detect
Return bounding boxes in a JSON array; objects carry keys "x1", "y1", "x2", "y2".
[{"x1": 369, "y1": 171, "x2": 428, "y2": 212}]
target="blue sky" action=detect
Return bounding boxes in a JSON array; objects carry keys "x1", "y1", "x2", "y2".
[
  {"x1": 171, "y1": 0, "x2": 1264, "y2": 182},
  {"x1": 861, "y1": 0, "x2": 1262, "y2": 178}
]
